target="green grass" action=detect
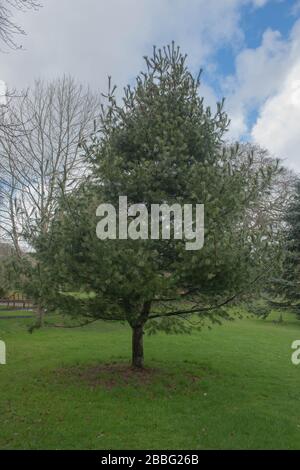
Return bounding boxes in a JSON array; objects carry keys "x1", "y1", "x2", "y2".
[
  {"x1": 0, "y1": 312, "x2": 300, "y2": 450},
  {"x1": 0, "y1": 308, "x2": 33, "y2": 318}
]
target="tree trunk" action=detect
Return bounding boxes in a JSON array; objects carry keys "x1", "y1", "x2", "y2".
[
  {"x1": 37, "y1": 305, "x2": 44, "y2": 328},
  {"x1": 132, "y1": 325, "x2": 144, "y2": 369}
]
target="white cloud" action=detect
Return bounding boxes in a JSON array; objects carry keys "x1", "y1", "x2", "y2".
[
  {"x1": 292, "y1": 0, "x2": 300, "y2": 16},
  {"x1": 224, "y1": 28, "x2": 289, "y2": 139},
  {"x1": 6, "y1": 0, "x2": 298, "y2": 169},
  {"x1": 252, "y1": 61, "x2": 300, "y2": 171},
  {"x1": 0, "y1": 0, "x2": 270, "y2": 93},
  {"x1": 219, "y1": 14, "x2": 300, "y2": 173},
  {"x1": 250, "y1": 20, "x2": 300, "y2": 171},
  {"x1": 252, "y1": 0, "x2": 269, "y2": 7}
]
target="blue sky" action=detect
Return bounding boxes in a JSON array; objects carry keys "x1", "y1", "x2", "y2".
[
  {"x1": 1, "y1": 0, "x2": 300, "y2": 170},
  {"x1": 211, "y1": 1, "x2": 297, "y2": 78},
  {"x1": 207, "y1": 0, "x2": 300, "y2": 126},
  {"x1": 242, "y1": 0, "x2": 297, "y2": 46}
]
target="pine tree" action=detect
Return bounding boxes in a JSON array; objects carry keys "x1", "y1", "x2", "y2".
[{"x1": 40, "y1": 44, "x2": 280, "y2": 368}]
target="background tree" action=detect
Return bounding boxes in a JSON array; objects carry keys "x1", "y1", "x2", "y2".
[
  {"x1": 0, "y1": 0, "x2": 42, "y2": 178},
  {"x1": 263, "y1": 180, "x2": 300, "y2": 320},
  {"x1": 39, "y1": 44, "x2": 280, "y2": 368},
  {"x1": 0, "y1": 0, "x2": 41, "y2": 50},
  {"x1": 0, "y1": 76, "x2": 99, "y2": 250},
  {"x1": 0, "y1": 76, "x2": 100, "y2": 324},
  {"x1": 234, "y1": 143, "x2": 296, "y2": 238},
  {"x1": 0, "y1": 248, "x2": 12, "y2": 296}
]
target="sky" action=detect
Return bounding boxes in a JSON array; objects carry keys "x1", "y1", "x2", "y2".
[{"x1": 0, "y1": 0, "x2": 300, "y2": 171}]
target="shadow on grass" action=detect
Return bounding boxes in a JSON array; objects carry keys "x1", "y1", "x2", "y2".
[{"x1": 55, "y1": 362, "x2": 204, "y2": 391}]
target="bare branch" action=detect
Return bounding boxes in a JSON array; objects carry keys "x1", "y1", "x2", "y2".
[
  {"x1": 0, "y1": 0, "x2": 41, "y2": 50},
  {"x1": 0, "y1": 77, "x2": 100, "y2": 252}
]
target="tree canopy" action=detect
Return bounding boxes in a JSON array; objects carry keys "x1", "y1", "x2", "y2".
[
  {"x1": 264, "y1": 180, "x2": 300, "y2": 319},
  {"x1": 14, "y1": 44, "x2": 281, "y2": 368}
]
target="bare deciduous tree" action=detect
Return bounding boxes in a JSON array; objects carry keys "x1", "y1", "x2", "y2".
[
  {"x1": 232, "y1": 143, "x2": 296, "y2": 235},
  {"x1": 0, "y1": 76, "x2": 100, "y2": 325},
  {"x1": 0, "y1": 76, "x2": 100, "y2": 254}
]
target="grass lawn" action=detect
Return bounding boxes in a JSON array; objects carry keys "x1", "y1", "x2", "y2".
[
  {"x1": 0, "y1": 311, "x2": 300, "y2": 450},
  {"x1": 0, "y1": 307, "x2": 33, "y2": 318}
]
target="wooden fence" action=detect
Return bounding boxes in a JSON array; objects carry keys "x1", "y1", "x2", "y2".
[{"x1": 0, "y1": 295, "x2": 33, "y2": 310}]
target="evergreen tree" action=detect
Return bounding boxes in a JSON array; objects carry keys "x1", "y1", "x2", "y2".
[
  {"x1": 40, "y1": 44, "x2": 280, "y2": 368},
  {"x1": 267, "y1": 181, "x2": 300, "y2": 319}
]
